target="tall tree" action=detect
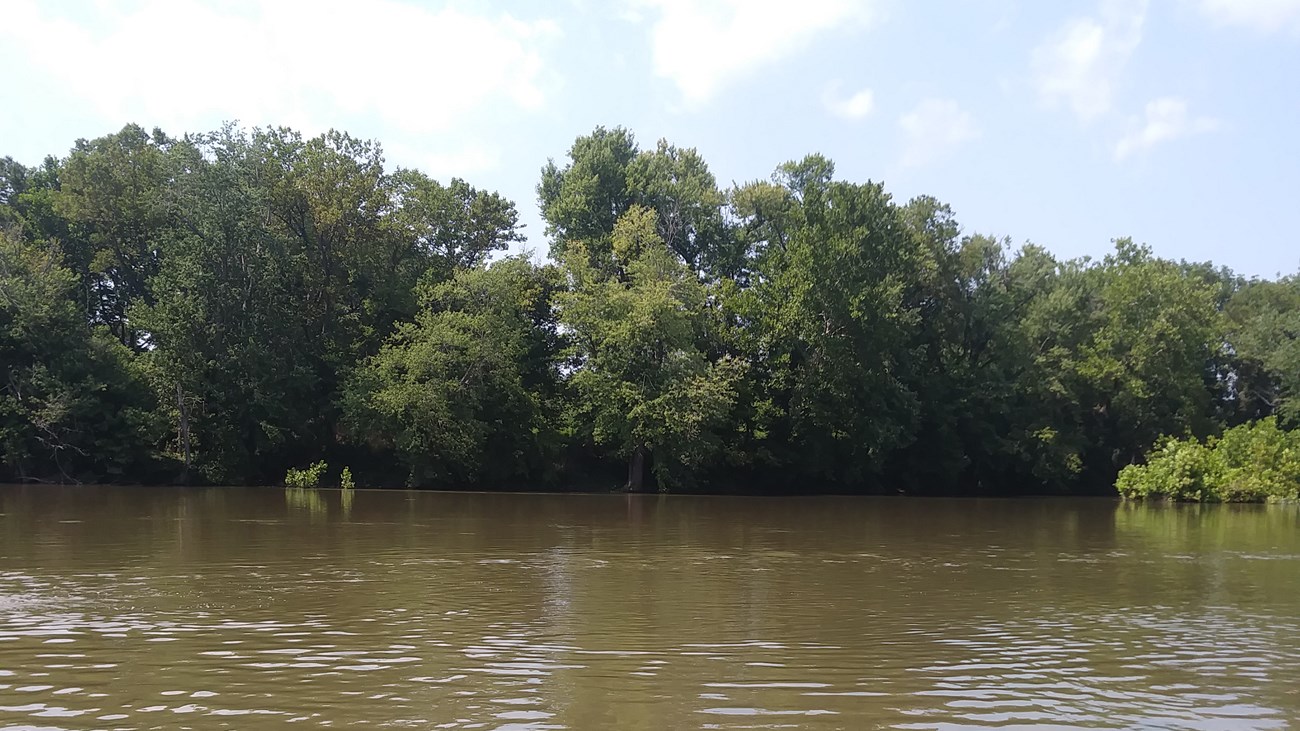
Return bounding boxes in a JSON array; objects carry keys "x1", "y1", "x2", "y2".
[
  {"x1": 386, "y1": 168, "x2": 525, "y2": 290},
  {"x1": 343, "y1": 257, "x2": 563, "y2": 487},
  {"x1": 539, "y1": 127, "x2": 733, "y2": 276},
  {"x1": 538, "y1": 126, "x2": 638, "y2": 262},
  {"x1": 726, "y1": 157, "x2": 922, "y2": 488},
  {"x1": 0, "y1": 228, "x2": 163, "y2": 482},
  {"x1": 1013, "y1": 240, "x2": 1224, "y2": 489},
  {"x1": 134, "y1": 128, "x2": 321, "y2": 483},
  {"x1": 55, "y1": 124, "x2": 172, "y2": 345},
  {"x1": 559, "y1": 206, "x2": 740, "y2": 491},
  {"x1": 1225, "y1": 276, "x2": 1300, "y2": 424}
]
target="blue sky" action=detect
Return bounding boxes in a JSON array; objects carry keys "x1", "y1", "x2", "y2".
[{"x1": 2, "y1": 0, "x2": 1297, "y2": 277}]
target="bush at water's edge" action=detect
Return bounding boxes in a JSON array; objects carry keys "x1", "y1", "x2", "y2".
[{"x1": 1117, "y1": 418, "x2": 1300, "y2": 502}]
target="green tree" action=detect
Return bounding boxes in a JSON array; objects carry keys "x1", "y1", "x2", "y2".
[
  {"x1": 135, "y1": 128, "x2": 320, "y2": 483},
  {"x1": 538, "y1": 126, "x2": 638, "y2": 262},
  {"x1": 0, "y1": 228, "x2": 163, "y2": 482},
  {"x1": 880, "y1": 196, "x2": 1030, "y2": 493},
  {"x1": 387, "y1": 169, "x2": 525, "y2": 278},
  {"x1": 539, "y1": 127, "x2": 733, "y2": 276},
  {"x1": 128, "y1": 124, "x2": 531, "y2": 485},
  {"x1": 343, "y1": 257, "x2": 563, "y2": 487},
  {"x1": 1014, "y1": 241, "x2": 1224, "y2": 489},
  {"x1": 559, "y1": 206, "x2": 741, "y2": 491},
  {"x1": 1, "y1": 121, "x2": 1285, "y2": 495},
  {"x1": 1225, "y1": 276, "x2": 1300, "y2": 424},
  {"x1": 726, "y1": 157, "x2": 922, "y2": 488},
  {"x1": 55, "y1": 124, "x2": 173, "y2": 345}
]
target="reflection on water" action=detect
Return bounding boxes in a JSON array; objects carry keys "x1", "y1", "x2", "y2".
[{"x1": 0, "y1": 487, "x2": 1297, "y2": 729}]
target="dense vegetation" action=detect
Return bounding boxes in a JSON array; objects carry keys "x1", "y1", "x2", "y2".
[
  {"x1": 2, "y1": 124, "x2": 1297, "y2": 495},
  {"x1": 1117, "y1": 419, "x2": 1300, "y2": 502}
]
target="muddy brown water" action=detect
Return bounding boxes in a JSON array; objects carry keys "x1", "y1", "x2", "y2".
[{"x1": 1, "y1": 486, "x2": 1298, "y2": 729}]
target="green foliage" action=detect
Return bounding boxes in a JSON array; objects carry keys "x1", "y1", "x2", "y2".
[
  {"x1": 726, "y1": 162, "x2": 983, "y2": 488},
  {"x1": 538, "y1": 126, "x2": 733, "y2": 277},
  {"x1": 2, "y1": 121, "x2": 1298, "y2": 495},
  {"x1": 1224, "y1": 276, "x2": 1300, "y2": 424},
  {"x1": 1117, "y1": 419, "x2": 1300, "y2": 502},
  {"x1": 538, "y1": 126, "x2": 638, "y2": 260},
  {"x1": 133, "y1": 128, "x2": 320, "y2": 483},
  {"x1": 341, "y1": 257, "x2": 563, "y2": 487},
  {"x1": 55, "y1": 124, "x2": 172, "y2": 346},
  {"x1": 389, "y1": 169, "x2": 524, "y2": 277},
  {"x1": 0, "y1": 228, "x2": 165, "y2": 483},
  {"x1": 1008, "y1": 241, "x2": 1224, "y2": 489},
  {"x1": 751, "y1": 170, "x2": 921, "y2": 484},
  {"x1": 285, "y1": 461, "x2": 328, "y2": 489},
  {"x1": 340, "y1": 466, "x2": 354, "y2": 490},
  {"x1": 558, "y1": 205, "x2": 740, "y2": 490}
]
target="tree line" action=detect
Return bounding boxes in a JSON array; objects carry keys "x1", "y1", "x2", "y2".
[{"x1": 1, "y1": 124, "x2": 1296, "y2": 495}]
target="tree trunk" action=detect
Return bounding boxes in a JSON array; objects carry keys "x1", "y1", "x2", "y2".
[
  {"x1": 176, "y1": 383, "x2": 192, "y2": 483},
  {"x1": 626, "y1": 446, "x2": 647, "y2": 493}
]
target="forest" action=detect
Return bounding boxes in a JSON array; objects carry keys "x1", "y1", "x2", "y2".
[{"x1": 1, "y1": 124, "x2": 1297, "y2": 497}]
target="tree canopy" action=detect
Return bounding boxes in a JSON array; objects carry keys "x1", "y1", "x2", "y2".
[{"x1": 1, "y1": 123, "x2": 1295, "y2": 496}]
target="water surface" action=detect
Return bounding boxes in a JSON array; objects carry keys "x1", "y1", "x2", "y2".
[{"x1": 1, "y1": 486, "x2": 1298, "y2": 729}]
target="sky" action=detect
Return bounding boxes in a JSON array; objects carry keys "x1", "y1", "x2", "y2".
[{"x1": 1, "y1": 0, "x2": 1298, "y2": 277}]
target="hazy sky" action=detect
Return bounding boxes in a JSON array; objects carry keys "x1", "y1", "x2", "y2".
[{"x1": 2, "y1": 0, "x2": 1297, "y2": 276}]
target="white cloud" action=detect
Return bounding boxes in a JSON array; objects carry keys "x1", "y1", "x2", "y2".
[
  {"x1": 1198, "y1": 0, "x2": 1300, "y2": 32},
  {"x1": 823, "y1": 82, "x2": 875, "y2": 120},
  {"x1": 1032, "y1": 0, "x2": 1147, "y2": 122},
  {"x1": 0, "y1": 0, "x2": 559, "y2": 137},
  {"x1": 1114, "y1": 97, "x2": 1219, "y2": 160},
  {"x1": 898, "y1": 99, "x2": 979, "y2": 168},
  {"x1": 633, "y1": 0, "x2": 876, "y2": 105}
]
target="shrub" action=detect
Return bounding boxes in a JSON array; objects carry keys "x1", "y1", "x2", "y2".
[
  {"x1": 1117, "y1": 418, "x2": 1300, "y2": 502},
  {"x1": 285, "y1": 461, "x2": 328, "y2": 489},
  {"x1": 340, "y1": 466, "x2": 355, "y2": 490}
]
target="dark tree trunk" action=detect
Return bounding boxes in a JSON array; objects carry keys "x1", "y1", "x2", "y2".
[
  {"x1": 177, "y1": 383, "x2": 192, "y2": 483},
  {"x1": 626, "y1": 446, "x2": 648, "y2": 493}
]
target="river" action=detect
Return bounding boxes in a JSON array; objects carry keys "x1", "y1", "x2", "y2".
[{"x1": 0, "y1": 486, "x2": 1297, "y2": 729}]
